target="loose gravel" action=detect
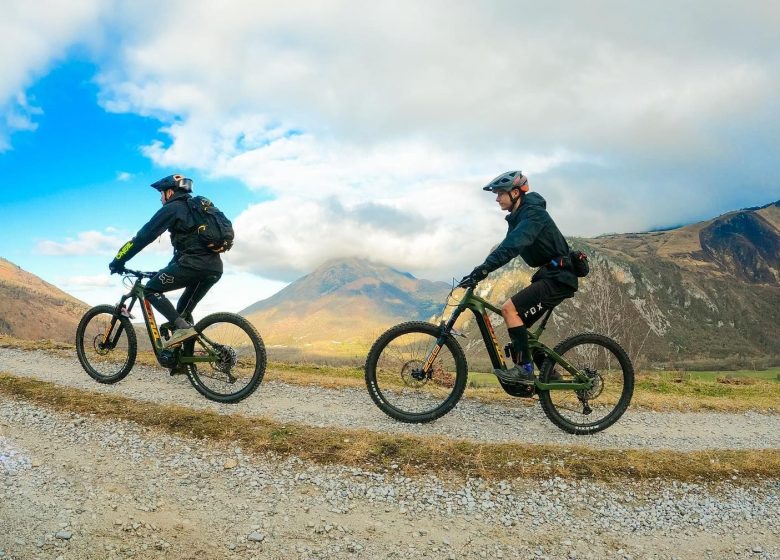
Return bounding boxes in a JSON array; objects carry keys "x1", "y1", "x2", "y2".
[
  {"x1": 1, "y1": 399, "x2": 778, "y2": 560},
  {"x1": 0, "y1": 348, "x2": 778, "y2": 451}
]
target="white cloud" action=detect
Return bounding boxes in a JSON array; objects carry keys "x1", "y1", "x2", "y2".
[
  {"x1": 7, "y1": 2, "x2": 780, "y2": 282},
  {"x1": 59, "y1": 274, "x2": 114, "y2": 290},
  {"x1": 88, "y1": 2, "x2": 779, "y2": 274},
  {"x1": 35, "y1": 228, "x2": 171, "y2": 257},
  {"x1": 96, "y1": 2, "x2": 780, "y2": 153},
  {"x1": 0, "y1": 0, "x2": 108, "y2": 150},
  {"x1": 221, "y1": 140, "x2": 578, "y2": 280}
]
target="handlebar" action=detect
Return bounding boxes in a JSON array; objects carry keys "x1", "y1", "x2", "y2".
[{"x1": 122, "y1": 268, "x2": 156, "y2": 279}]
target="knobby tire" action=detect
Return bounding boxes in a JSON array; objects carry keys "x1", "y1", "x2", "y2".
[
  {"x1": 76, "y1": 304, "x2": 137, "y2": 384},
  {"x1": 365, "y1": 321, "x2": 468, "y2": 424},
  {"x1": 183, "y1": 312, "x2": 266, "y2": 403},
  {"x1": 538, "y1": 332, "x2": 634, "y2": 435}
]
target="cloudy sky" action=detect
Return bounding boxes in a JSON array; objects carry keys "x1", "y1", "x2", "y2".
[{"x1": 1, "y1": 1, "x2": 778, "y2": 315}]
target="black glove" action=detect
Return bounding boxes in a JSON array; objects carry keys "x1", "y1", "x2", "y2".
[
  {"x1": 108, "y1": 259, "x2": 126, "y2": 275},
  {"x1": 457, "y1": 266, "x2": 489, "y2": 288}
]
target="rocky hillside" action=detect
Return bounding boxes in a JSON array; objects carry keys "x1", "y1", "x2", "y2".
[
  {"x1": 463, "y1": 200, "x2": 780, "y2": 369},
  {"x1": 241, "y1": 258, "x2": 450, "y2": 360},
  {"x1": 0, "y1": 258, "x2": 89, "y2": 343}
]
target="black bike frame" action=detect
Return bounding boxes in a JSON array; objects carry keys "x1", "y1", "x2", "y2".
[
  {"x1": 104, "y1": 273, "x2": 216, "y2": 367},
  {"x1": 427, "y1": 287, "x2": 593, "y2": 391},
  {"x1": 113, "y1": 277, "x2": 165, "y2": 355}
]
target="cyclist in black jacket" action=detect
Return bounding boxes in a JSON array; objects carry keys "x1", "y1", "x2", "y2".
[
  {"x1": 458, "y1": 171, "x2": 577, "y2": 385},
  {"x1": 109, "y1": 174, "x2": 223, "y2": 348}
]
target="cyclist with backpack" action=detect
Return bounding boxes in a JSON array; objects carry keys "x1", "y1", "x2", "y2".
[
  {"x1": 109, "y1": 174, "x2": 231, "y2": 349},
  {"x1": 458, "y1": 171, "x2": 580, "y2": 385}
]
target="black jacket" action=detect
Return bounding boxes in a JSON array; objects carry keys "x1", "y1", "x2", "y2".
[
  {"x1": 480, "y1": 192, "x2": 577, "y2": 289},
  {"x1": 114, "y1": 192, "x2": 223, "y2": 273}
]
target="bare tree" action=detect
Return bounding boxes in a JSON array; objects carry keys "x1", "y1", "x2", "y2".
[{"x1": 568, "y1": 259, "x2": 653, "y2": 370}]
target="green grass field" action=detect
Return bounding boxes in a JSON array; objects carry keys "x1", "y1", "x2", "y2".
[{"x1": 680, "y1": 367, "x2": 780, "y2": 382}]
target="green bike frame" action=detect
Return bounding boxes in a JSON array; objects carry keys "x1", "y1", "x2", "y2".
[{"x1": 427, "y1": 287, "x2": 594, "y2": 391}]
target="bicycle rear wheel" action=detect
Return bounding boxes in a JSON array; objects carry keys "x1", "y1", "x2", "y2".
[
  {"x1": 365, "y1": 322, "x2": 468, "y2": 423},
  {"x1": 182, "y1": 312, "x2": 266, "y2": 403},
  {"x1": 75, "y1": 305, "x2": 137, "y2": 383},
  {"x1": 538, "y1": 332, "x2": 634, "y2": 435}
]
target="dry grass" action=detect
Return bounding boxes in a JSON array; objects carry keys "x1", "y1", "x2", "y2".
[
  {"x1": 716, "y1": 375, "x2": 758, "y2": 386},
  {"x1": 0, "y1": 335, "x2": 75, "y2": 353},
  {"x1": 1, "y1": 371, "x2": 778, "y2": 482},
  {"x1": 633, "y1": 373, "x2": 779, "y2": 413}
]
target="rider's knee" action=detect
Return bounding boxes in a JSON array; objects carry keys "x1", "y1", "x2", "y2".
[
  {"x1": 501, "y1": 299, "x2": 515, "y2": 317},
  {"x1": 144, "y1": 287, "x2": 164, "y2": 300}
]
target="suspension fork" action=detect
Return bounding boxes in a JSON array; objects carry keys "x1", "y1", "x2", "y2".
[
  {"x1": 420, "y1": 304, "x2": 465, "y2": 376},
  {"x1": 101, "y1": 295, "x2": 136, "y2": 349}
]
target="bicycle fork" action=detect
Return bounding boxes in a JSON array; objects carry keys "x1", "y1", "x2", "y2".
[{"x1": 417, "y1": 306, "x2": 466, "y2": 379}]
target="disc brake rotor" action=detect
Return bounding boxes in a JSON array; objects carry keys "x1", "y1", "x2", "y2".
[
  {"x1": 92, "y1": 334, "x2": 111, "y2": 355},
  {"x1": 400, "y1": 360, "x2": 428, "y2": 388},
  {"x1": 576, "y1": 367, "x2": 604, "y2": 401}
]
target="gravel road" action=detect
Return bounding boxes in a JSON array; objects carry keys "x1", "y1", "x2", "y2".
[
  {"x1": 1, "y1": 399, "x2": 778, "y2": 560},
  {"x1": 0, "y1": 348, "x2": 778, "y2": 451},
  {"x1": 1, "y1": 347, "x2": 779, "y2": 559}
]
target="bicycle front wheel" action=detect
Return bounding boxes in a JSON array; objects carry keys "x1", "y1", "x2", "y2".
[
  {"x1": 75, "y1": 304, "x2": 137, "y2": 383},
  {"x1": 182, "y1": 313, "x2": 266, "y2": 403},
  {"x1": 365, "y1": 322, "x2": 468, "y2": 423},
  {"x1": 538, "y1": 332, "x2": 634, "y2": 435}
]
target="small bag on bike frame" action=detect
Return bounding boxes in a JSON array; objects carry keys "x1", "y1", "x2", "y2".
[
  {"x1": 568, "y1": 250, "x2": 589, "y2": 277},
  {"x1": 187, "y1": 196, "x2": 235, "y2": 253}
]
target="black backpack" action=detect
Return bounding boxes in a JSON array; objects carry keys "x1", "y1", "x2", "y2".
[{"x1": 187, "y1": 196, "x2": 234, "y2": 253}]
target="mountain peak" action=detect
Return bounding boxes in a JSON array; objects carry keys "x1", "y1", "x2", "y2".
[
  {"x1": 239, "y1": 257, "x2": 450, "y2": 357},
  {"x1": 241, "y1": 257, "x2": 445, "y2": 316}
]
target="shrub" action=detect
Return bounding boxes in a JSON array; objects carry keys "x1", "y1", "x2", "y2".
[{"x1": 716, "y1": 375, "x2": 757, "y2": 386}]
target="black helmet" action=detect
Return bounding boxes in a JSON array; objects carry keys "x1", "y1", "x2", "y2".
[
  {"x1": 150, "y1": 174, "x2": 193, "y2": 193},
  {"x1": 482, "y1": 170, "x2": 528, "y2": 193}
]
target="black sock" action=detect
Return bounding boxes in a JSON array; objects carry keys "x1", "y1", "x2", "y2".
[{"x1": 507, "y1": 326, "x2": 531, "y2": 364}]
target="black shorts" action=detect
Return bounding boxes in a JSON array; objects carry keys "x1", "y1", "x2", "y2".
[{"x1": 510, "y1": 278, "x2": 575, "y2": 326}]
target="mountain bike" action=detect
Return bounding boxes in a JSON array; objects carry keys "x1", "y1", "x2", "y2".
[
  {"x1": 76, "y1": 268, "x2": 266, "y2": 403},
  {"x1": 365, "y1": 286, "x2": 634, "y2": 434}
]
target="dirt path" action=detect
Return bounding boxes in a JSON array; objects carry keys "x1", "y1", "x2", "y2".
[
  {"x1": 0, "y1": 347, "x2": 778, "y2": 451},
  {"x1": 1, "y1": 399, "x2": 778, "y2": 560}
]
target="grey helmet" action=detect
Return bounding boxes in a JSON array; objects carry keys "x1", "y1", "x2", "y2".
[
  {"x1": 482, "y1": 170, "x2": 528, "y2": 193},
  {"x1": 150, "y1": 174, "x2": 193, "y2": 192}
]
